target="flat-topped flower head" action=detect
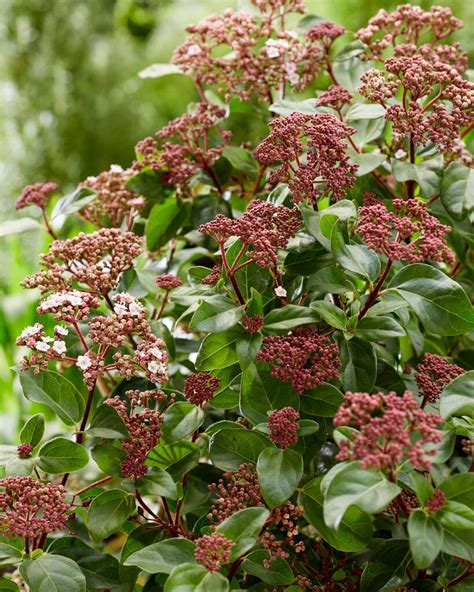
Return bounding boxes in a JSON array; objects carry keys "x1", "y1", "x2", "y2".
[
  {"x1": 155, "y1": 274, "x2": 183, "y2": 290},
  {"x1": 268, "y1": 407, "x2": 300, "y2": 448},
  {"x1": 195, "y1": 533, "x2": 234, "y2": 572},
  {"x1": 80, "y1": 165, "x2": 145, "y2": 227},
  {"x1": 0, "y1": 476, "x2": 70, "y2": 539},
  {"x1": 37, "y1": 290, "x2": 100, "y2": 321},
  {"x1": 416, "y1": 353, "x2": 464, "y2": 403},
  {"x1": 183, "y1": 372, "x2": 220, "y2": 406},
  {"x1": 334, "y1": 390, "x2": 443, "y2": 471},
  {"x1": 16, "y1": 182, "x2": 58, "y2": 211},
  {"x1": 22, "y1": 228, "x2": 142, "y2": 294},
  {"x1": 257, "y1": 327, "x2": 340, "y2": 393}
]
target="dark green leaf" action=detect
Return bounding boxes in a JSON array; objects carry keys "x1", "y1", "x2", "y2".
[
  {"x1": 310, "y1": 301, "x2": 347, "y2": 330},
  {"x1": 20, "y1": 554, "x2": 86, "y2": 592},
  {"x1": 190, "y1": 299, "x2": 244, "y2": 333},
  {"x1": 19, "y1": 414, "x2": 44, "y2": 447},
  {"x1": 300, "y1": 383, "x2": 344, "y2": 417},
  {"x1": 216, "y1": 507, "x2": 270, "y2": 561},
  {"x1": 162, "y1": 401, "x2": 205, "y2": 442},
  {"x1": 356, "y1": 316, "x2": 405, "y2": 341},
  {"x1": 359, "y1": 540, "x2": 410, "y2": 592},
  {"x1": 87, "y1": 490, "x2": 134, "y2": 542},
  {"x1": 37, "y1": 438, "x2": 88, "y2": 474},
  {"x1": 408, "y1": 509, "x2": 443, "y2": 568},
  {"x1": 339, "y1": 338, "x2": 377, "y2": 392},
  {"x1": 257, "y1": 448, "x2": 303, "y2": 508},
  {"x1": 146, "y1": 197, "x2": 187, "y2": 251},
  {"x1": 222, "y1": 146, "x2": 258, "y2": 176},
  {"x1": 263, "y1": 305, "x2": 318, "y2": 333},
  {"x1": 124, "y1": 538, "x2": 196, "y2": 574},
  {"x1": 209, "y1": 428, "x2": 271, "y2": 471},
  {"x1": 242, "y1": 550, "x2": 294, "y2": 585},
  {"x1": 440, "y1": 371, "x2": 473, "y2": 419},
  {"x1": 195, "y1": 330, "x2": 240, "y2": 371},
  {"x1": 135, "y1": 468, "x2": 177, "y2": 499},
  {"x1": 88, "y1": 404, "x2": 128, "y2": 439}
]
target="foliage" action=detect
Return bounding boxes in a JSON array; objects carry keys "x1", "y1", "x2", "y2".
[{"x1": 1, "y1": 1, "x2": 473, "y2": 590}]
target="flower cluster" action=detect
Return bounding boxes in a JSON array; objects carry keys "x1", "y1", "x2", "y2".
[
  {"x1": 183, "y1": 372, "x2": 220, "y2": 406},
  {"x1": 357, "y1": 194, "x2": 454, "y2": 264},
  {"x1": 194, "y1": 533, "x2": 234, "y2": 572},
  {"x1": 208, "y1": 463, "x2": 304, "y2": 562},
  {"x1": 37, "y1": 290, "x2": 100, "y2": 321},
  {"x1": 356, "y1": 4, "x2": 466, "y2": 71},
  {"x1": 22, "y1": 228, "x2": 142, "y2": 294},
  {"x1": 426, "y1": 489, "x2": 447, "y2": 513},
  {"x1": 16, "y1": 322, "x2": 68, "y2": 372},
  {"x1": 254, "y1": 112, "x2": 357, "y2": 204},
  {"x1": 242, "y1": 314, "x2": 264, "y2": 334},
  {"x1": 268, "y1": 407, "x2": 299, "y2": 448},
  {"x1": 415, "y1": 353, "x2": 464, "y2": 403},
  {"x1": 155, "y1": 274, "x2": 183, "y2": 290},
  {"x1": 0, "y1": 477, "x2": 70, "y2": 540},
  {"x1": 17, "y1": 444, "x2": 33, "y2": 458},
  {"x1": 200, "y1": 200, "x2": 301, "y2": 268},
  {"x1": 317, "y1": 84, "x2": 353, "y2": 110},
  {"x1": 257, "y1": 327, "x2": 340, "y2": 393},
  {"x1": 113, "y1": 335, "x2": 169, "y2": 385},
  {"x1": 172, "y1": 5, "x2": 324, "y2": 102},
  {"x1": 80, "y1": 164, "x2": 145, "y2": 227},
  {"x1": 201, "y1": 265, "x2": 221, "y2": 285},
  {"x1": 15, "y1": 182, "x2": 58, "y2": 211},
  {"x1": 334, "y1": 390, "x2": 443, "y2": 471},
  {"x1": 133, "y1": 103, "x2": 230, "y2": 194},
  {"x1": 386, "y1": 489, "x2": 419, "y2": 517},
  {"x1": 106, "y1": 389, "x2": 167, "y2": 479}
]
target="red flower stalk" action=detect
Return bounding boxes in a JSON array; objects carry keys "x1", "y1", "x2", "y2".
[
  {"x1": 183, "y1": 372, "x2": 220, "y2": 406},
  {"x1": 415, "y1": 353, "x2": 464, "y2": 403},
  {"x1": 194, "y1": 533, "x2": 234, "y2": 572},
  {"x1": 334, "y1": 390, "x2": 443, "y2": 472},
  {"x1": 254, "y1": 112, "x2": 357, "y2": 205},
  {"x1": 257, "y1": 327, "x2": 340, "y2": 393},
  {"x1": 268, "y1": 407, "x2": 299, "y2": 448},
  {"x1": 0, "y1": 477, "x2": 70, "y2": 540}
]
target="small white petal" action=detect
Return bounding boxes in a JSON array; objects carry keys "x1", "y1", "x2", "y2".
[{"x1": 274, "y1": 286, "x2": 287, "y2": 298}]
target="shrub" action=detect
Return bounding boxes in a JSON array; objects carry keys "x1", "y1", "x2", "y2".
[{"x1": 2, "y1": 1, "x2": 473, "y2": 590}]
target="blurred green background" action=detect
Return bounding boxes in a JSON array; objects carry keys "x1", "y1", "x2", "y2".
[{"x1": 1, "y1": 0, "x2": 472, "y2": 440}]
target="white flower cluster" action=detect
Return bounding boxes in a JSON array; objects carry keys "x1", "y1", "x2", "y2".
[
  {"x1": 38, "y1": 290, "x2": 84, "y2": 311},
  {"x1": 113, "y1": 293, "x2": 145, "y2": 317},
  {"x1": 264, "y1": 38, "x2": 289, "y2": 59}
]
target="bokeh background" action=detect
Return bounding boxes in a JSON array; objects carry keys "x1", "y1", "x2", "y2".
[{"x1": 1, "y1": 0, "x2": 472, "y2": 440}]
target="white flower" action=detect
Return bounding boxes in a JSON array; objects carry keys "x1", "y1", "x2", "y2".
[
  {"x1": 285, "y1": 30, "x2": 298, "y2": 39},
  {"x1": 20, "y1": 325, "x2": 42, "y2": 339},
  {"x1": 110, "y1": 164, "x2": 124, "y2": 173},
  {"x1": 76, "y1": 355, "x2": 92, "y2": 371},
  {"x1": 274, "y1": 286, "x2": 287, "y2": 298},
  {"x1": 114, "y1": 304, "x2": 127, "y2": 315},
  {"x1": 42, "y1": 336, "x2": 54, "y2": 343},
  {"x1": 35, "y1": 342, "x2": 50, "y2": 352},
  {"x1": 150, "y1": 347, "x2": 164, "y2": 360},
  {"x1": 187, "y1": 44, "x2": 202, "y2": 56},
  {"x1": 128, "y1": 301, "x2": 143, "y2": 317},
  {"x1": 52, "y1": 341, "x2": 67, "y2": 355},
  {"x1": 147, "y1": 360, "x2": 161, "y2": 374},
  {"x1": 55, "y1": 326, "x2": 69, "y2": 336},
  {"x1": 394, "y1": 149, "x2": 407, "y2": 159},
  {"x1": 284, "y1": 62, "x2": 299, "y2": 84},
  {"x1": 267, "y1": 46, "x2": 281, "y2": 58}
]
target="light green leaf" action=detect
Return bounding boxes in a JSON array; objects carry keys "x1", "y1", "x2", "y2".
[
  {"x1": 50, "y1": 187, "x2": 96, "y2": 221},
  {"x1": 310, "y1": 300, "x2": 347, "y2": 330},
  {"x1": 87, "y1": 490, "x2": 134, "y2": 542},
  {"x1": 440, "y1": 371, "x2": 473, "y2": 419},
  {"x1": 162, "y1": 401, "x2": 205, "y2": 442},
  {"x1": 440, "y1": 161, "x2": 474, "y2": 221},
  {"x1": 195, "y1": 330, "x2": 240, "y2": 371},
  {"x1": 138, "y1": 63, "x2": 184, "y2": 79},
  {"x1": 146, "y1": 197, "x2": 187, "y2": 251},
  {"x1": 19, "y1": 414, "x2": 45, "y2": 447},
  {"x1": 164, "y1": 563, "x2": 229, "y2": 592},
  {"x1": 20, "y1": 554, "x2": 86, "y2": 592},
  {"x1": 408, "y1": 509, "x2": 443, "y2": 568},
  {"x1": 37, "y1": 438, "x2": 88, "y2": 474}
]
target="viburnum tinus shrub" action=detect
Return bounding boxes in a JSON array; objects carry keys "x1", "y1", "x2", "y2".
[{"x1": 2, "y1": 1, "x2": 474, "y2": 591}]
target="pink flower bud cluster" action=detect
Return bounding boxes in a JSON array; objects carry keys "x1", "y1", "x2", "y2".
[
  {"x1": 183, "y1": 372, "x2": 220, "y2": 406},
  {"x1": 306, "y1": 22, "x2": 346, "y2": 45},
  {"x1": 254, "y1": 113, "x2": 357, "y2": 205},
  {"x1": 172, "y1": 6, "x2": 324, "y2": 103},
  {"x1": 242, "y1": 315, "x2": 264, "y2": 334},
  {"x1": 16, "y1": 182, "x2": 58, "y2": 211},
  {"x1": 37, "y1": 290, "x2": 100, "y2": 321},
  {"x1": 208, "y1": 463, "x2": 304, "y2": 562},
  {"x1": 22, "y1": 228, "x2": 142, "y2": 294},
  {"x1": 113, "y1": 335, "x2": 169, "y2": 385},
  {"x1": 334, "y1": 390, "x2": 443, "y2": 472},
  {"x1": 133, "y1": 103, "x2": 230, "y2": 194},
  {"x1": 201, "y1": 265, "x2": 221, "y2": 285},
  {"x1": 17, "y1": 443, "x2": 33, "y2": 458},
  {"x1": 386, "y1": 489, "x2": 419, "y2": 517},
  {"x1": 257, "y1": 327, "x2": 340, "y2": 393},
  {"x1": 106, "y1": 389, "x2": 167, "y2": 479},
  {"x1": 356, "y1": 4, "x2": 466, "y2": 71},
  {"x1": 268, "y1": 407, "x2": 299, "y2": 448},
  {"x1": 357, "y1": 194, "x2": 454, "y2": 264},
  {"x1": 200, "y1": 200, "x2": 301, "y2": 268},
  {"x1": 16, "y1": 322, "x2": 68, "y2": 373},
  {"x1": 415, "y1": 353, "x2": 464, "y2": 403},
  {"x1": 155, "y1": 274, "x2": 183, "y2": 290},
  {"x1": 317, "y1": 84, "x2": 353, "y2": 110},
  {"x1": 80, "y1": 165, "x2": 145, "y2": 227},
  {"x1": 0, "y1": 477, "x2": 70, "y2": 540},
  {"x1": 426, "y1": 489, "x2": 446, "y2": 513},
  {"x1": 194, "y1": 533, "x2": 234, "y2": 572}
]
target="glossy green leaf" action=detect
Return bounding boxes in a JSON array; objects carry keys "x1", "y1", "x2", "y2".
[
  {"x1": 356, "y1": 315, "x2": 405, "y2": 341},
  {"x1": 331, "y1": 225, "x2": 380, "y2": 281},
  {"x1": 360, "y1": 540, "x2": 410, "y2": 592},
  {"x1": 195, "y1": 330, "x2": 240, "y2": 371},
  {"x1": 87, "y1": 490, "x2": 134, "y2": 542},
  {"x1": 439, "y1": 473, "x2": 474, "y2": 509},
  {"x1": 164, "y1": 563, "x2": 229, "y2": 592},
  {"x1": 310, "y1": 300, "x2": 346, "y2": 330},
  {"x1": 408, "y1": 509, "x2": 443, "y2": 568},
  {"x1": 146, "y1": 197, "x2": 187, "y2": 251},
  {"x1": 216, "y1": 507, "x2": 270, "y2": 561},
  {"x1": 222, "y1": 146, "x2": 258, "y2": 176},
  {"x1": 339, "y1": 338, "x2": 377, "y2": 392},
  {"x1": 263, "y1": 305, "x2": 317, "y2": 332},
  {"x1": 135, "y1": 468, "x2": 178, "y2": 499},
  {"x1": 37, "y1": 437, "x2": 88, "y2": 474},
  {"x1": 300, "y1": 383, "x2": 344, "y2": 417},
  {"x1": 440, "y1": 161, "x2": 474, "y2": 221},
  {"x1": 87, "y1": 404, "x2": 128, "y2": 439},
  {"x1": 20, "y1": 554, "x2": 86, "y2": 592},
  {"x1": 209, "y1": 428, "x2": 271, "y2": 471},
  {"x1": 162, "y1": 401, "x2": 205, "y2": 441},
  {"x1": 19, "y1": 413, "x2": 44, "y2": 447},
  {"x1": 257, "y1": 447, "x2": 303, "y2": 508},
  {"x1": 242, "y1": 550, "x2": 294, "y2": 585},
  {"x1": 124, "y1": 538, "x2": 196, "y2": 574},
  {"x1": 440, "y1": 371, "x2": 473, "y2": 419},
  {"x1": 190, "y1": 299, "x2": 244, "y2": 333}
]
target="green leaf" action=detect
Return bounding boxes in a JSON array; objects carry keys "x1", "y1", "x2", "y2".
[
  {"x1": 331, "y1": 225, "x2": 380, "y2": 281},
  {"x1": 439, "y1": 473, "x2": 474, "y2": 509},
  {"x1": 190, "y1": 299, "x2": 244, "y2": 333},
  {"x1": 408, "y1": 509, "x2": 443, "y2": 568},
  {"x1": 0, "y1": 578, "x2": 19, "y2": 590},
  {"x1": 19, "y1": 413, "x2": 44, "y2": 447},
  {"x1": 87, "y1": 404, "x2": 128, "y2": 439},
  {"x1": 322, "y1": 462, "x2": 400, "y2": 529},
  {"x1": 222, "y1": 146, "x2": 258, "y2": 176},
  {"x1": 0, "y1": 542, "x2": 22, "y2": 567},
  {"x1": 356, "y1": 316, "x2": 405, "y2": 341},
  {"x1": 164, "y1": 563, "x2": 229, "y2": 592},
  {"x1": 209, "y1": 428, "x2": 271, "y2": 471},
  {"x1": 257, "y1": 448, "x2": 303, "y2": 508},
  {"x1": 0, "y1": 217, "x2": 42, "y2": 237},
  {"x1": 91, "y1": 443, "x2": 125, "y2": 477},
  {"x1": 301, "y1": 477, "x2": 373, "y2": 552},
  {"x1": 437, "y1": 500, "x2": 474, "y2": 530},
  {"x1": 349, "y1": 152, "x2": 386, "y2": 176},
  {"x1": 126, "y1": 168, "x2": 168, "y2": 201},
  {"x1": 135, "y1": 468, "x2": 177, "y2": 499},
  {"x1": 440, "y1": 161, "x2": 474, "y2": 221},
  {"x1": 162, "y1": 401, "x2": 205, "y2": 442},
  {"x1": 124, "y1": 538, "x2": 197, "y2": 574},
  {"x1": 359, "y1": 540, "x2": 410, "y2": 592},
  {"x1": 307, "y1": 265, "x2": 355, "y2": 294},
  {"x1": 87, "y1": 490, "x2": 134, "y2": 542},
  {"x1": 440, "y1": 525, "x2": 474, "y2": 562},
  {"x1": 263, "y1": 305, "x2": 318, "y2": 332},
  {"x1": 195, "y1": 330, "x2": 240, "y2": 371},
  {"x1": 392, "y1": 156, "x2": 443, "y2": 197},
  {"x1": 19, "y1": 369, "x2": 85, "y2": 426},
  {"x1": 147, "y1": 441, "x2": 200, "y2": 480},
  {"x1": 339, "y1": 338, "x2": 377, "y2": 392},
  {"x1": 20, "y1": 554, "x2": 86, "y2": 592},
  {"x1": 300, "y1": 383, "x2": 344, "y2": 417},
  {"x1": 310, "y1": 300, "x2": 346, "y2": 330},
  {"x1": 37, "y1": 438, "x2": 89, "y2": 474},
  {"x1": 410, "y1": 472, "x2": 433, "y2": 505},
  {"x1": 138, "y1": 63, "x2": 184, "y2": 79},
  {"x1": 242, "y1": 550, "x2": 294, "y2": 585},
  {"x1": 236, "y1": 332, "x2": 262, "y2": 370},
  {"x1": 216, "y1": 507, "x2": 270, "y2": 561},
  {"x1": 146, "y1": 197, "x2": 187, "y2": 251},
  {"x1": 269, "y1": 99, "x2": 319, "y2": 116},
  {"x1": 440, "y1": 371, "x2": 473, "y2": 419},
  {"x1": 240, "y1": 364, "x2": 299, "y2": 425},
  {"x1": 389, "y1": 264, "x2": 474, "y2": 336},
  {"x1": 50, "y1": 187, "x2": 96, "y2": 221},
  {"x1": 346, "y1": 103, "x2": 385, "y2": 120}
]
